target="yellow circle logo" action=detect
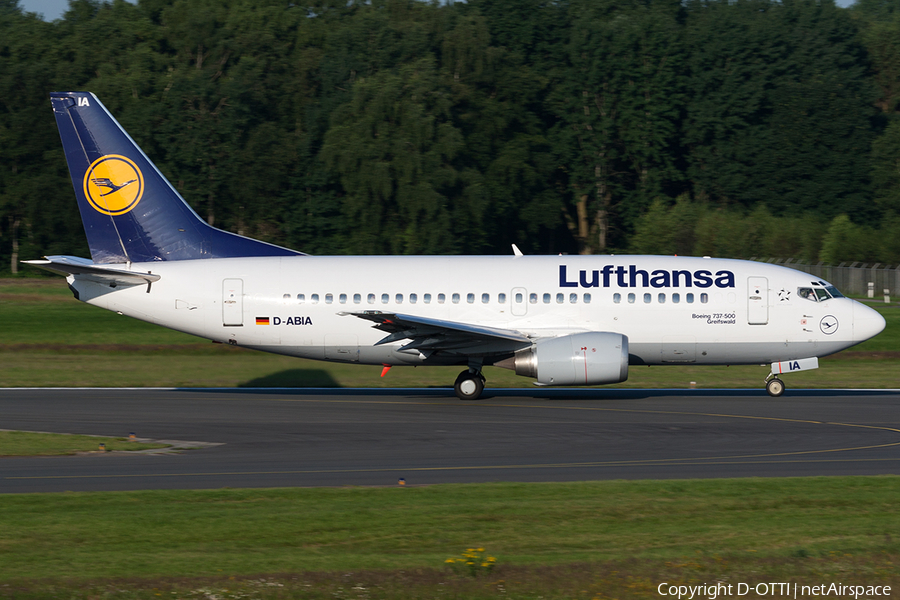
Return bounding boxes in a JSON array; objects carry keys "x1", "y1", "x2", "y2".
[{"x1": 83, "y1": 155, "x2": 144, "y2": 216}]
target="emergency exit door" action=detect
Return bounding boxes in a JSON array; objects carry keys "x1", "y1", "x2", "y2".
[
  {"x1": 511, "y1": 287, "x2": 527, "y2": 316},
  {"x1": 223, "y1": 279, "x2": 243, "y2": 326},
  {"x1": 748, "y1": 277, "x2": 768, "y2": 325}
]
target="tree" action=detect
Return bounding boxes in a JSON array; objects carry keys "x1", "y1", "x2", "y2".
[
  {"x1": 323, "y1": 58, "x2": 464, "y2": 254},
  {"x1": 819, "y1": 214, "x2": 878, "y2": 263},
  {"x1": 0, "y1": 8, "x2": 85, "y2": 273},
  {"x1": 683, "y1": 0, "x2": 876, "y2": 221},
  {"x1": 550, "y1": 0, "x2": 685, "y2": 254},
  {"x1": 872, "y1": 119, "x2": 900, "y2": 214}
]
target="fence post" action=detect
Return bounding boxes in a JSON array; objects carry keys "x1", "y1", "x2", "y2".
[{"x1": 895, "y1": 266, "x2": 900, "y2": 300}]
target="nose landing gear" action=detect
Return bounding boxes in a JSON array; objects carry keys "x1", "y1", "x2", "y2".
[
  {"x1": 765, "y1": 376, "x2": 785, "y2": 397},
  {"x1": 764, "y1": 357, "x2": 819, "y2": 397}
]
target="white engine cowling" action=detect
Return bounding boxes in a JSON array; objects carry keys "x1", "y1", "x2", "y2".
[{"x1": 512, "y1": 332, "x2": 629, "y2": 385}]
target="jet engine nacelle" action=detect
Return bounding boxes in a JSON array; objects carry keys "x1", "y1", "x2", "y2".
[{"x1": 512, "y1": 332, "x2": 629, "y2": 386}]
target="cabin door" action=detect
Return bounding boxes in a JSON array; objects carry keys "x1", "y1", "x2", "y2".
[
  {"x1": 223, "y1": 278, "x2": 244, "y2": 326},
  {"x1": 748, "y1": 277, "x2": 768, "y2": 325},
  {"x1": 511, "y1": 287, "x2": 527, "y2": 316}
]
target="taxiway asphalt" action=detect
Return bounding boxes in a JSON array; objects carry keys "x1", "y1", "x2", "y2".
[{"x1": 2, "y1": 388, "x2": 899, "y2": 493}]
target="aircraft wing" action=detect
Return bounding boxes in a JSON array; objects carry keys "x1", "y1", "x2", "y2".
[
  {"x1": 23, "y1": 255, "x2": 160, "y2": 285},
  {"x1": 341, "y1": 311, "x2": 532, "y2": 355}
]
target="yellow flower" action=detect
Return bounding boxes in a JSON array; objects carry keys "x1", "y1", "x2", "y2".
[
  {"x1": 482, "y1": 562, "x2": 489, "y2": 567},
  {"x1": 488, "y1": 557, "x2": 496, "y2": 562},
  {"x1": 477, "y1": 547, "x2": 485, "y2": 552},
  {"x1": 445, "y1": 559, "x2": 455, "y2": 563},
  {"x1": 467, "y1": 548, "x2": 475, "y2": 552}
]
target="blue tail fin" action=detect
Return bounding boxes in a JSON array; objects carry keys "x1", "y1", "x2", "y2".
[{"x1": 50, "y1": 92, "x2": 302, "y2": 264}]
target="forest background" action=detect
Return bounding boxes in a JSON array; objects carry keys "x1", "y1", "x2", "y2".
[{"x1": 2, "y1": 0, "x2": 900, "y2": 274}]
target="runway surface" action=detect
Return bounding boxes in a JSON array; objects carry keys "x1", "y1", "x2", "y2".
[{"x1": 2, "y1": 388, "x2": 899, "y2": 493}]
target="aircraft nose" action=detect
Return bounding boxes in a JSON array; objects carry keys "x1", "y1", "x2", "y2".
[{"x1": 853, "y1": 302, "x2": 886, "y2": 343}]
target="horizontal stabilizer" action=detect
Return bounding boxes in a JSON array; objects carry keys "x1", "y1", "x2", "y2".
[{"x1": 23, "y1": 255, "x2": 160, "y2": 285}]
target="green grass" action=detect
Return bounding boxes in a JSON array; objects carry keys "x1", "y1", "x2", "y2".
[
  {"x1": 856, "y1": 301, "x2": 900, "y2": 352},
  {"x1": 0, "y1": 279, "x2": 201, "y2": 346},
  {"x1": 0, "y1": 349, "x2": 897, "y2": 389},
  {"x1": 2, "y1": 280, "x2": 898, "y2": 596},
  {"x1": 0, "y1": 478, "x2": 898, "y2": 582},
  {"x1": 4, "y1": 556, "x2": 900, "y2": 599},
  {"x1": 0, "y1": 431, "x2": 168, "y2": 456},
  {"x1": 1, "y1": 279, "x2": 897, "y2": 389}
]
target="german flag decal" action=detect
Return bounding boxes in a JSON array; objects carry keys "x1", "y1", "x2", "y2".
[{"x1": 255, "y1": 317, "x2": 270, "y2": 325}]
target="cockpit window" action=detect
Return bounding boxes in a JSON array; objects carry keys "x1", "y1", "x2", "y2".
[{"x1": 798, "y1": 285, "x2": 843, "y2": 302}]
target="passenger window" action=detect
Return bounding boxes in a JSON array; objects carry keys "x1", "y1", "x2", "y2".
[
  {"x1": 381, "y1": 293, "x2": 389, "y2": 304},
  {"x1": 613, "y1": 293, "x2": 621, "y2": 304},
  {"x1": 529, "y1": 293, "x2": 538, "y2": 304},
  {"x1": 395, "y1": 293, "x2": 403, "y2": 304},
  {"x1": 628, "y1": 293, "x2": 636, "y2": 304},
  {"x1": 424, "y1": 293, "x2": 432, "y2": 304},
  {"x1": 569, "y1": 293, "x2": 577, "y2": 303},
  {"x1": 467, "y1": 293, "x2": 475, "y2": 304},
  {"x1": 339, "y1": 293, "x2": 347, "y2": 304},
  {"x1": 515, "y1": 292, "x2": 523, "y2": 303},
  {"x1": 658, "y1": 293, "x2": 665, "y2": 304},
  {"x1": 700, "y1": 293, "x2": 709, "y2": 304},
  {"x1": 543, "y1": 293, "x2": 551, "y2": 304},
  {"x1": 325, "y1": 293, "x2": 333, "y2": 304},
  {"x1": 556, "y1": 293, "x2": 564, "y2": 304},
  {"x1": 482, "y1": 293, "x2": 489, "y2": 304},
  {"x1": 452, "y1": 293, "x2": 460, "y2": 304},
  {"x1": 438, "y1": 293, "x2": 446, "y2": 304},
  {"x1": 686, "y1": 293, "x2": 694, "y2": 304},
  {"x1": 297, "y1": 294, "x2": 305, "y2": 303},
  {"x1": 672, "y1": 293, "x2": 680, "y2": 304},
  {"x1": 353, "y1": 293, "x2": 361, "y2": 304},
  {"x1": 283, "y1": 293, "x2": 290, "y2": 300},
  {"x1": 498, "y1": 293, "x2": 506, "y2": 303},
  {"x1": 643, "y1": 293, "x2": 651, "y2": 304},
  {"x1": 367, "y1": 293, "x2": 375, "y2": 304},
  {"x1": 584, "y1": 293, "x2": 591, "y2": 304},
  {"x1": 410, "y1": 293, "x2": 417, "y2": 304},
  {"x1": 311, "y1": 293, "x2": 319, "y2": 304}
]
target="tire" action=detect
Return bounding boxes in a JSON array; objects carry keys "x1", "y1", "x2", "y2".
[
  {"x1": 454, "y1": 371, "x2": 485, "y2": 400},
  {"x1": 766, "y1": 378, "x2": 785, "y2": 397}
]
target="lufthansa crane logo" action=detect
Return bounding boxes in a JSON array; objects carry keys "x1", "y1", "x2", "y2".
[
  {"x1": 83, "y1": 155, "x2": 144, "y2": 216},
  {"x1": 819, "y1": 315, "x2": 839, "y2": 335}
]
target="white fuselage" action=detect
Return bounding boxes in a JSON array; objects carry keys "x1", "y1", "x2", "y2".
[{"x1": 69, "y1": 255, "x2": 884, "y2": 369}]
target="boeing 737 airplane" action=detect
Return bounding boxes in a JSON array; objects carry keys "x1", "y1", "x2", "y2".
[{"x1": 27, "y1": 92, "x2": 886, "y2": 399}]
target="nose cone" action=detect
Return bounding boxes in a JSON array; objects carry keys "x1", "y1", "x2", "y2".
[{"x1": 853, "y1": 302, "x2": 886, "y2": 343}]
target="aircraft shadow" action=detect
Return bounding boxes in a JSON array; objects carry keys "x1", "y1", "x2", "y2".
[
  {"x1": 185, "y1": 386, "x2": 899, "y2": 401},
  {"x1": 238, "y1": 369, "x2": 341, "y2": 388}
]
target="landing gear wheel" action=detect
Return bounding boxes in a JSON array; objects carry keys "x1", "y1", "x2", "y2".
[
  {"x1": 454, "y1": 370, "x2": 485, "y2": 400},
  {"x1": 766, "y1": 378, "x2": 785, "y2": 397}
]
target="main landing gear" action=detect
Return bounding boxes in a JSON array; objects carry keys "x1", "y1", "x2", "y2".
[{"x1": 454, "y1": 369, "x2": 486, "y2": 400}]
